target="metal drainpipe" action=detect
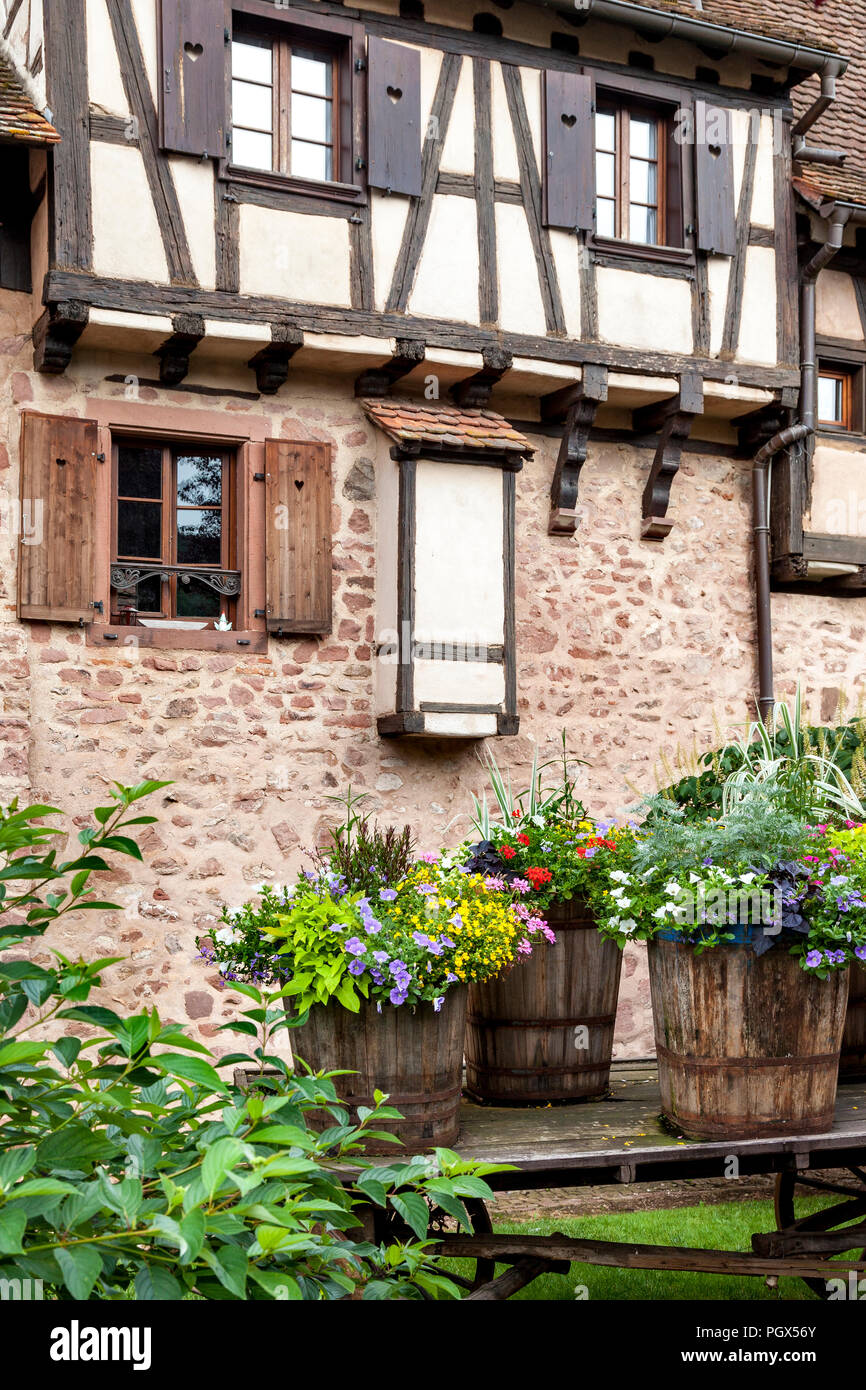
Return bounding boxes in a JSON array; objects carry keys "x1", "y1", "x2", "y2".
[{"x1": 801, "y1": 210, "x2": 850, "y2": 440}]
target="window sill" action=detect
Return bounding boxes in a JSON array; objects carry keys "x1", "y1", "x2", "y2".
[
  {"x1": 222, "y1": 165, "x2": 366, "y2": 208},
  {"x1": 87, "y1": 625, "x2": 268, "y2": 654},
  {"x1": 816, "y1": 428, "x2": 866, "y2": 445},
  {"x1": 589, "y1": 236, "x2": 695, "y2": 269}
]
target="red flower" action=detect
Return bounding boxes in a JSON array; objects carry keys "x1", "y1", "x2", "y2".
[
  {"x1": 525, "y1": 866, "x2": 553, "y2": 889},
  {"x1": 501, "y1": 845, "x2": 517, "y2": 860},
  {"x1": 517, "y1": 833, "x2": 530, "y2": 847}
]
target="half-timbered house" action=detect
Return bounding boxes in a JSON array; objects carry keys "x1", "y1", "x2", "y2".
[{"x1": 0, "y1": 0, "x2": 864, "y2": 1054}]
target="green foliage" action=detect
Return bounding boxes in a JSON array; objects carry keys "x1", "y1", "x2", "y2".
[
  {"x1": 631, "y1": 794, "x2": 809, "y2": 876},
  {"x1": 317, "y1": 787, "x2": 415, "y2": 899},
  {"x1": 470, "y1": 732, "x2": 587, "y2": 837},
  {"x1": 0, "y1": 787, "x2": 507, "y2": 1301}
]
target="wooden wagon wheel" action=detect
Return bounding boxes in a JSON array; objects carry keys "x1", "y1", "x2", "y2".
[
  {"x1": 774, "y1": 1169, "x2": 866, "y2": 1299},
  {"x1": 374, "y1": 1196, "x2": 496, "y2": 1293}
]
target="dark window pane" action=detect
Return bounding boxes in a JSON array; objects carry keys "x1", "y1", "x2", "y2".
[
  {"x1": 117, "y1": 500, "x2": 162, "y2": 558},
  {"x1": 177, "y1": 508, "x2": 222, "y2": 565},
  {"x1": 177, "y1": 455, "x2": 222, "y2": 506},
  {"x1": 135, "y1": 575, "x2": 163, "y2": 613},
  {"x1": 176, "y1": 576, "x2": 222, "y2": 619},
  {"x1": 118, "y1": 446, "x2": 162, "y2": 500}
]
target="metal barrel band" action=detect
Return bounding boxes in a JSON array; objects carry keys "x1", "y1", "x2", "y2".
[
  {"x1": 662, "y1": 1111, "x2": 836, "y2": 1140},
  {"x1": 657, "y1": 1043, "x2": 840, "y2": 1070},
  {"x1": 467, "y1": 1060, "x2": 613, "y2": 1077},
  {"x1": 468, "y1": 1013, "x2": 616, "y2": 1029},
  {"x1": 339, "y1": 1081, "x2": 462, "y2": 1108}
]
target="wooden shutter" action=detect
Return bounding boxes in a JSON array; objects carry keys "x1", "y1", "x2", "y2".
[
  {"x1": 158, "y1": 0, "x2": 226, "y2": 158},
  {"x1": 543, "y1": 70, "x2": 594, "y2": 231},
  {"x1": 264, "y1": 440, "x2": 333, "y2": 635},
  {"x1": 367, "y1": 37, "x2": 422, "y2": 197},
  {"x1": 694, "y1": 101, "x2": 736, "y2": 257},
  {"x1": 18, "y1": 413, "x2": 99, "y2": 623}
]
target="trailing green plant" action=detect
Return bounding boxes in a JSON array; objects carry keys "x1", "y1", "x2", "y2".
[{"x1": 0, "y1": 787, "x2": 508, "y2": 1301}]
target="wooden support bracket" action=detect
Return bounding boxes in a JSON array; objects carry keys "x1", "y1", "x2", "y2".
[
  {"x1": 33, "y1": 300, "x2": 90, "y2": 375},
  {"x1": 450, "y1": 346, "x2": 513, "y2": 408},
  {"x1": 637, "y1": 372, "x2": 704, "y2": 541},
  {"x1": 771, "y1": 554, "x2": 809, "y2": 583},
  {"x1": 354, "y1": 338, "x2": 426, "y2": 397},
  {"x1": 734, "y1": 389, "x2": 798, "y2": 458},
  {"x1": 248, "y1": 323, "x2": 304, "y2": 395},
  {"x1": 155, "y1": 313, "x2": 205, "y2": 387},
  {"x1": 544, "y1": 365, "x2": 608, "y2": 536}
]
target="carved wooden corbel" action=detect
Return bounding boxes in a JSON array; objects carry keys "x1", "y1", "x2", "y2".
[
  {"x1": 450, "y1": 347, "x2": 513, "y2": 408},
  {"x1": 33, "y1": 300, "x2": 89, "y2": 374},
  {"x1": 636, "y1": 372, "x2": 704, "y2": 541},
  {"x1": 155, "y1": 313, "x2": 205, "y2": 387},
  {"x1": 248, "y1": 323, "x2": 304, "y2": 395},
  {"x1": 354, "y1": 338, "x2": 425, "y2": 397},
  {"x1": 543, "y1": 364, "x2": 608, "y2": 536},
  {"x1": 734, "y1": 387, "x2": 798, "y2": 458}
]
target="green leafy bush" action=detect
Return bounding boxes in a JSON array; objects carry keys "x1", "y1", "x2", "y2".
[{"x1": 0, "y1": 786, "x2": 505, "y2": 1300}]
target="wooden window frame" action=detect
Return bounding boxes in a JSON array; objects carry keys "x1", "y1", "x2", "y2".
[
  {"x1": 816, "y1": 355, "x2": 864, "y2": 436},
  {"x1": 595, "y1": 100, "x2": 668, "y2": 248},
  {"x1": 110, "y1": 438, "x2": 237, "y2": 626},
  {"x1": 588, "y1": 70, "x2": 693, "y2": 266},
  {"x1": 220, "y1": 0, "x2": 366, "y2": 208}
]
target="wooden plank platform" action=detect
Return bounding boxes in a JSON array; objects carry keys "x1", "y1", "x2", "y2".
[{"x1": 454, "y1": 1061, "x2": 866, "y2": 1190}]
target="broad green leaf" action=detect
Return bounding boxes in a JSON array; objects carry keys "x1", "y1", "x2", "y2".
[
  {"x1": 0, "y1": 1040, "x2": 48, "y2": 1067},
  {"x1": 135, "y1": 1264, "x2": 183, "y2": 1301},
  {"x1": 0, "y1": 1206, "x2": 26, "y2": 1254},
  {"x1": 154, "y1": 1054, "x2": 227, "y2": 1092},
  {"x1": 55, "y1": 1244, "x2": 103, "y2": 1300},
  {"x1": 201, "y1": 1137, "x2": 248, "y2": 1199},
  {"x1": 0, "y1": 1146, "x2": 36, "y2": 1190},
  {"x1": 389, "y1": 1193, "x2": 430, "y2": 1241}
]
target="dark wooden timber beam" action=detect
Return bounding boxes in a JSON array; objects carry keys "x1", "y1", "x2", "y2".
[
  {"x1": 155, "y1": 313, "x2": 205, "y2": 387},
  {"x1": 33, "y1": 300, "x2": 90, "y2": 374},
  {"x1": 248, "y1": 323, "x2": 304, "y2": 395},
  {"x1": 354, "y1": 338, "x2": 425, "y2": 397},
  {"x1": 734, "y1": 388, "x2": 798, "y2": 458},
  {"x1": 544, "y1": 365, "x2": 608, "y2": 536},
  {"x1": 450, "y1": 347, "x2": 513, "y2": 408},
  {"x1": 636, "y1": 372, "x2": 704, "y2": 541}
]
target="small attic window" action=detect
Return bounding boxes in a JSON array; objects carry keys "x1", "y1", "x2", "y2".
[{"x1": 0, "y1": 146, "x2": 32, "y2": 293}]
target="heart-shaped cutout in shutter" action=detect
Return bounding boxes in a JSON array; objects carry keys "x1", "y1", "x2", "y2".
[
  {"x1": 294, "y1": 478, "x2": 304, "y2": 491},
  {"x1": 184, "y1": 41, "x2": 204, "y2": 62},
  {"x1": 561, "y1": 112, "x2": 577, "y2": 128},
  {"x1": 387, "y1": 85, "x2": 403, "y2": 103}
]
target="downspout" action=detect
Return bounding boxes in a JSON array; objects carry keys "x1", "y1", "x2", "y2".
[{"x1": 752, "y1": 211, "x2": 850, "y2": 724}]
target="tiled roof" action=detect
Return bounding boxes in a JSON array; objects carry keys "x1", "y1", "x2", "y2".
[
  {"x1": 361, "y1": 400, "x2": 535, "y2": 456},
  {"x1": 626, "y1": 0, "x2": 840, "y2": 49},
  {"x1": 787, "y1": 1, "x2": 866, "y2": 209},
  {"x1": 0, "y1": 51, "x2": 59, "y2": 144}
]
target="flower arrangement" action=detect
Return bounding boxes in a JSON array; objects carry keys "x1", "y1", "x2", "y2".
[
  {"x1": 592, "y1": 797, "x2": 866, "y2": 977},
  {"x1": 199, "y1": 795, "x2": 546, "y2": 1014}
]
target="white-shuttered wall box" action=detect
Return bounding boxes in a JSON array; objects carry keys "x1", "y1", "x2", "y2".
[{"x1": 363, "y1": 400, "x2": 533, "y2": 739}]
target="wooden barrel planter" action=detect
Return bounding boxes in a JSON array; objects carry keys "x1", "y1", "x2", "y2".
[
  {"x1": 286, "y1": 987, "x2": 467, "y2": 1155},
  {"x1": 464, "y1": 898, "x2": 623, "y2": 1105},
  {"x1": 841, "y1": 968, "x2": 866, "y2": 1081},
  {"x1": 648, "y1": 929, "x2": 850, "y2": 1141}
]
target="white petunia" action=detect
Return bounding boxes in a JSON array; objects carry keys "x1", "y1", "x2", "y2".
[
  {"x1": 616, "y1": 897, "x2": 632, "y2": 909},
  {"x1": 609, "y1": 870, "x2": 630, "y2": 884},
  {"x1": 620, "y1": 918, "x2": 638, "y2": 936},
  {"x1": 215, "y1": 926, "x2": 241, "y2": 945},
  {"x1": 739, "y1": 873, "x2": 757, "y2": 885},
  {"x1": 664, "y1": 881, "x2": 681, "y2": 898},
  {"x1": 610, "y1": 885, "x2": 626, "y2": 899}
]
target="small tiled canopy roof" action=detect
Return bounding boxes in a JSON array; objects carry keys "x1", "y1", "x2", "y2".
[
  {"x1": 361, "y1": 400, "x2": 535, "y2": 457},
  {"x1": 0, "y1": 52, "x2": 59, "y2": 145}
]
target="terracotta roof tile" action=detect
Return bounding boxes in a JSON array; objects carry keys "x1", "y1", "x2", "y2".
[
  {"x1": 625, "y1": 1, "x2": 840, "y2": 49},
  {"x1": 0, "y1": 52, "x2": 59, "y2": 145},
  {"x1": 362, "y1": 400, "x2": 535, "y2": 456}
]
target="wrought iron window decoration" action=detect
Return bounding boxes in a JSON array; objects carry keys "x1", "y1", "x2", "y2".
[{"x1": 110, "y1": 564, "x2": 242, "y2": 597}]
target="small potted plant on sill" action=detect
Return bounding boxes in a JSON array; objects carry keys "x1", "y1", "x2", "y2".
[
  {"x1": 200, "y1": 792, "x2": 544, "y2": 1153},
  {"x1": 594, "y1": 795, "x2": 866, "y2": 1141},
  {"x1": 460, "y1": 738, "x2": 633, "y2": 1105}
]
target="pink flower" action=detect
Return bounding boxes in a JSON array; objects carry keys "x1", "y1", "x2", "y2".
[
  {"x1": 420, "y1": 852, "x2": 438, "y2": 864},
  {"x1": 517, "y1": 938, "x2": 532, "y2": 955},
  {"x1": 511, "y1": 877, "x2": 531, "y2": 895}
]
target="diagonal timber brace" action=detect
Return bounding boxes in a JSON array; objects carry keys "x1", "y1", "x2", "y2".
[
  {"x1": 636, "y1": 372, "x2": 704, "y2": 541},
  {"x1": 543, "y1": 365, "x2": 608, "y2": 536},
  {"x1": 354, "y1": 338, "x2": 426, "y2": 397}
]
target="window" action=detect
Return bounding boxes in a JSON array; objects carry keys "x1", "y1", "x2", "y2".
[
  {"x1": 595, "y1": 103, "x2": 668, "y2": 246},
  {"x1": 0, "y1": 147, "x2": 33, "y2": 292},
  {"x1": 110, "y1": 441, "x2": 239, "y2": 627},
  {"x1": 817, "y1": 367, "x2": 854, "y2": 431},
  {"x1": 231, "y1": 30, "x2": 340, "y2": 183}
]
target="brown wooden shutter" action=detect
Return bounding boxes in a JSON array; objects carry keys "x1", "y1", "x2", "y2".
[
  {"x1": 264, "y1": 440, "x2": 333, "y2": 635},
  {"x1": 158, "y1": 0, "x2": 226, "y2": 158},
  {"x1": 694, "y1": 100, "x2": 736, "y2": 257},
  {"x1": 367, "y1": 37, "x2": 422, "y2": 197},
  {"x1": 543, "y1": 70, "x2": 594, "y2": 231},
  {"x1": 18, "y1": 412, "x2": 99, "y2": 623}
]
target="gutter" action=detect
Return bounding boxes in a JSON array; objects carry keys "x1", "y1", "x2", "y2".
[{"x1": 533, "y1": 0, "x2": 847, "y2": 81}]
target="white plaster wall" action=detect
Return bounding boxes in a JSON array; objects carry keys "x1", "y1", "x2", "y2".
[
  {"x1": 816, "y1": 270, "x2": 864, "y2": 342},
  {"x1": 750, "y1": 115, "x2": 777, "y2": 229},
  {"x1": 90, "y1": 142, "x2": 169, "y2": 283},
  {"x1": 596, "y1": 267, "x2": 693, "y2": 354},
  {"x1": 519, "y1": 66, "x2": 542, "y2": 178},
  {"x1": 130, "y1": 0, "x2": 158, "y2": 105},
  {"x1": 419, "y1": 45, "x2": 444, "y2": 148},
  {"x1": 805, "y1": 443, "x2": 866, "y2": 537},
  {"x1": 549, "y1": 229, "x2": 582, "y2": 340},
  {"x1": 169, "y1": 158, "x2": 217, "y2": 290},
  {"x1": 408, "y1": 195, "x2": 479, "y2": 322},
  {"x1": 439, "y1": 53, "x2": 474, "y2": 176},
  {"x1": 414, "y1": 659, "x2": 506, "y2": 708},
  {"x1": 238, "y1": 206, "x2": 351, "y2": 306},
  {"x1": 496, "y1": 202, "x2": 547, "y2": 337},
  {"x1": 87, "y1": 0, "x2": 130, "y2": 116},
  {"x1": 414, "y1": 461, "x2": 505, "y2": 646},
  {"x1": 730, "y1": 106, "x2": 751, "y2": 209},
  {"x1": 737, "y1": 247, "x2": 777, "y2": 365},
  {"x1": 371, "y1": 192, "x2": 410, "y2": 313},
  {"x1": 708, "y1": 257, "x2": 732, "y2": 358},
  {"x1": 491, "y1": 62, "x2": 520, "y2": 183}
]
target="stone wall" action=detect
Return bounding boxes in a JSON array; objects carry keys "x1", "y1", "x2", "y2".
[{"x1": 1, "y1": 294, "x2": 863, "y2": 1060}]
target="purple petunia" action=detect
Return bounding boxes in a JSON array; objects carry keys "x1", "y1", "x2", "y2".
[
  {"x1": 390, "y1": 986, "x2": 407, "y2": 1006},
  {"x1": 433, "y1": 996, "x2": 444, "y2": 1013},
  {"x1": 379, "y1": 888, "x2": 398, "y2": 901},
  {"x1": 348, "y1": 959, "x2": 366, "y2": 976},
  {"x1": 856, "y1": 945, "x2": 866, "y2": 962},
  {"x1": 805, "y1": 949, "x2": 823, "y2": 968},
  {"x1": 373, "y1": 950, "x2": 389, "y2": 964},
  {"x1": 417, "y1": 883, "x2": 437, "y2": 895},
  {"x1": 344, "y1": 937, "x2": 366, "y2": 956}
]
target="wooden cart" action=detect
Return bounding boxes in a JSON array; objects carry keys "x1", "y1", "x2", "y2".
[{"x1": 376, "y1": 1061, "x2": 866, "y2": 1301}]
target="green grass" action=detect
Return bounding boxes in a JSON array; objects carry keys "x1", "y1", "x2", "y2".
[{"x1": 443, "y1": 1197, "x2": 858, "y2": 1301}]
